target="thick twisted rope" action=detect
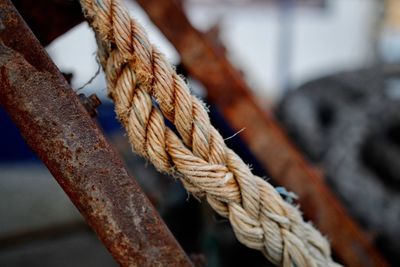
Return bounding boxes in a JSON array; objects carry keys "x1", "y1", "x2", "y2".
[{"x1": 79, "y1": 1, "x2": 341, "y2": 266}]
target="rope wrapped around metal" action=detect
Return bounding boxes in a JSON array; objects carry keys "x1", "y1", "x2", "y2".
[{"x1": 79, "y1": 0, "x2": 341, "y2": 266}]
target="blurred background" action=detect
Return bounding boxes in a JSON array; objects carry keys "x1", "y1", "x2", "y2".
[{"x1": 1, "y1": 0, "x2": 400, "y2": 266}]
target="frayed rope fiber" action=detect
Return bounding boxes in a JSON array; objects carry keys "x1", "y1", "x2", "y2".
[{"x1": 79, "y1": 0, "x2": 341, "y2": 266}]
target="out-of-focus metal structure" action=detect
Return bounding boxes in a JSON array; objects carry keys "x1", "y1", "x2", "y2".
[
  {"x1": 0, "y1": 1, "x2": 193, "y2": 266},
  {"x1": 277, "y1": 66, "x2": 400, "y2": 264},
  {"x1": 0, "y1": 0, "x2": 390, "y2": 266},
  {"x1": 11, "y1": 0, "x2": 83, "y2": 46}
]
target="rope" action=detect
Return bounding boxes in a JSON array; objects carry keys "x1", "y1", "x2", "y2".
[{"x1": 79, "y1": 1, "x2": 341, "y2": 266}]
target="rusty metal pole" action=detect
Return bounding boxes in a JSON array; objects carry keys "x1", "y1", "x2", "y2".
[
  {"x1": 0, "y1": 1, "x2": 193, "y2": 266},
  {"x1": 134, "y1": 0, "x2": 388, "y2": 266}
]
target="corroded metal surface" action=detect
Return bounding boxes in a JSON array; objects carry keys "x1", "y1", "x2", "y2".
[
  {"x1": 79, "y1": 93, "x2": 102, "y2": 117},
  {"x1": 135, "y1": 0, "x2": 389, "y2": 266},
  {"x1": 0, "y1": 1, "x2": 193, "y2": 266}
]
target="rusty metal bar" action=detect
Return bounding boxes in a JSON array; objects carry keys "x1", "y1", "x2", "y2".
[
  {"x1": 0, "y1": 1, "x2": 193, "y2": 266},
  {"x1": 135, "y1": 1, "x2": 388, "y2": 266}
]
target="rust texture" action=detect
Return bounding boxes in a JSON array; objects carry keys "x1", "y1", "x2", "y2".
[
  {"x1": 11, "y1": 0, "x2": 83, "y2": 46},
  {"x1": 135, "y1": 0, "x2": 389, "y2": 266},
  {"x1": 78, "y1": 93, "x2": 102, "y2": 117},
  {"x1": 0, "y1": 1, "x2": 193, "y2": 266}
]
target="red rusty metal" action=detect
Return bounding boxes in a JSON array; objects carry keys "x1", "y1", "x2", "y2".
[
  {"x1": 78, "y1": 93, "x2": 102, "y2": 117},
  {"x1": 134, "y1": 0, "x2": 389, "y2": 266},
  {"x1": 0, "y1": 1, "x2": 193, "y2": 266}
]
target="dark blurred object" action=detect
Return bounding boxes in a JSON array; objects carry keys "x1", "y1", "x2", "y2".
[
  {"x1": 0, "y1": 107, "x2": 38, "y2": 161},
  {"x1": 11, "y1": 0, "x2": 83, "y2": 46},
  {"x1": 0, "y1": 229, "x2": 118, "y2": 267},
  {"x1": 277, "y1": 65, "x2": 400, "y2": 265},
  {"x1": 62, "y1": 72, "x2": 73, "y2": 84}
]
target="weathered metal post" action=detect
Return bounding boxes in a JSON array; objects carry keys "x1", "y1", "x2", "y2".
[{"x1": 0, "y1": 1, "x2": 193, "y2": 266}]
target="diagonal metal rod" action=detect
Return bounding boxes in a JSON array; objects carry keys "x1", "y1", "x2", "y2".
[{"x1": 0, "y1": 1, "x2": 193, "y2": 266}]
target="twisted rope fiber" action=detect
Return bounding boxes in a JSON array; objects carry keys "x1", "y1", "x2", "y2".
[{"x1": 80, "y1": 0, "x2": 341, "y2": 266}]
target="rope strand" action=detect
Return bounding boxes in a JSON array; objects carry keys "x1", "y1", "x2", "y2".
[{"x1": 80, "y1": 1, "x2": 341, "y2": 266}]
